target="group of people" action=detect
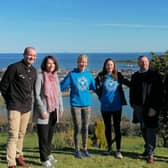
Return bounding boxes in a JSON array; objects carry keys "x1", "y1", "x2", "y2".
[{"x1": 0, "y1": 47, "x2": 163, "y2": 168}]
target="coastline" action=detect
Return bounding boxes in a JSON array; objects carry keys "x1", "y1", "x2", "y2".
[
  {"x1": 0, "y1": 61, "x2": 133, "y2": 97},
  {"x1": 0, "y1": 64, "x2": 133, "y2": 95}
]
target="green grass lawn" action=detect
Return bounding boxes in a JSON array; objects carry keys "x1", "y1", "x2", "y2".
[{"x1": 0, "y1": 133, "x2": 167, "y2": 168}]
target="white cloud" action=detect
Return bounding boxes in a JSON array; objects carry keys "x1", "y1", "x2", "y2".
[{"x1": 94, "y1": 23, "x2": 168, "y2": 29}]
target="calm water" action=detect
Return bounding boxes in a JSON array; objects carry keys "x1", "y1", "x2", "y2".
[
  {"x1": 0, "y1": 88, "x2": 132, "y2": 121},
  {"x1": 0, "y1": 52, "x2": 152, "y2": 70},
  {"x1": 63, "y1": 88, "x2": 132, "y2": 119}
]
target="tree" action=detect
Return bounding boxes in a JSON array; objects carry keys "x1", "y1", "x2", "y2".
[{"x1": 150, "y1": 51, "x2": 168, "y2": 147}]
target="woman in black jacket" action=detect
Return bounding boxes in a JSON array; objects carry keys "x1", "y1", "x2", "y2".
[{"x1": 95, "y1": 58, "x2": 130, "y2": 159}]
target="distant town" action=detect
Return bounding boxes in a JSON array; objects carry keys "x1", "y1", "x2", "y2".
[{"x1": 0, "y1": 67, "x2": 133, "y2": 97}]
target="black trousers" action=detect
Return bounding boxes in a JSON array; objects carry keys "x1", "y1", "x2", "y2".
[
  {"x1": 37, "y1": 111, "x2": 57, "y2": 162},
  {"x1": 140, "y1": 123, "x2": 156, "y2": 156},
  {"x1": 101, "y1": 110, "x2": 122, "y2": 150}
]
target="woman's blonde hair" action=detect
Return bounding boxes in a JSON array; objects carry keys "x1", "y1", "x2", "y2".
[{"x1": 77, "y1": 54, "x2": 88, "y2": 63}]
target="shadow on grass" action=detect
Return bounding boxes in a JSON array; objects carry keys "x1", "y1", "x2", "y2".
[
  {"x1": 52, "y1": 147, "x2": 168, "y2": 163},
  {"x1": 51, "y1": 147, "x2": 140, "y2": 158},
  {"x1": 0, "y1": 143, "x2": 6, "y2": 163},
  {"x1": 52, "y1": 147, "x2": 74, "y2": 156},
  {"x1": 116, "y1": 151, "x2": 168, "y2": 163},
  {"x1": 23, "y1": 147, "x2": 39, "y2": 153},
  {"x1": 52, "y1": 147, "x2": 105, "y2": 156},
  {"x1": 0, "y1": 146, "x2": 41, "y2": 166},
  {"x1": 153, "y1": 155, "x2": 168, "y2": 163},
  {"x1": 0, "y1": 145, "x2": 167, "y2": 165},
  {"x1": 122, "y1": 151, "x2": 168, "y2": 162}
]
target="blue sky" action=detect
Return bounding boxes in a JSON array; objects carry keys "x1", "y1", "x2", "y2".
[{"x1": 1, "y1": 0, "x2": 168, "y2": 53}]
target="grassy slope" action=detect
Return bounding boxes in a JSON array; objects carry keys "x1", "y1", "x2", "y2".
[{"x1": 0, "y1": 133, "x2": 167, "y2": 168}]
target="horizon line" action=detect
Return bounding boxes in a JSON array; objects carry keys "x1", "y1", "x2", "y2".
[{"x1": 0, "y1": 50, "x2": 165, "y2": 54}]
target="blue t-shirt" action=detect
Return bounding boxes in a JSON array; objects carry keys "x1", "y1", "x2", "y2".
[
  {"x1": 60, "y1": 68, "x2": 96, "y2": 107},
  {"x1": 100, "y1": 74, "x2": 121, "y2": 112}
]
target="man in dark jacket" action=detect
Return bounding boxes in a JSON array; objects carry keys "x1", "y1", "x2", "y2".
[
  {"x1": 130, "y1": 55, "x2": 162, "y2": 164},
  {"x1": 0, "y1": 47, "x2": 37, "y2": 168}
]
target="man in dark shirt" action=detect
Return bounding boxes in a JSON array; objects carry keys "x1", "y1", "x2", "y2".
[
  {"x1": 0, "y1": 47, "x2": 37, "y2": 168},
  {"x1": 130, "y1": 55, "x2": 162, "y2": 164}
]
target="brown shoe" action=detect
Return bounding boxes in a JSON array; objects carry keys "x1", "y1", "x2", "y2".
[
  {"x1": 16, "y1": 155, "x2": 31, "y2": 167},
  {"x1": 147, "y1": 156, "x2": 154, "y2": 164},
  {"x1": 8, "y1": 166, "x2": 16, "y2": 168},
  {"x1": 16, "y1": 155, "x2": 26, "y2": 166}
]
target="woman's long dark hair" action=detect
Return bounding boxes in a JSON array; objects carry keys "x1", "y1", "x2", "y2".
[{"x1": 100, "y1": 58, "x2": 118, "y2": 81}]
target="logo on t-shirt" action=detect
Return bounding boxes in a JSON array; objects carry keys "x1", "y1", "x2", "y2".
[
  {"x1": 77, "y1": 77, "x2": 89, "y2": 90},
  {"x1": 105, "y1": 79, "x2": 119, "y2": 91}
]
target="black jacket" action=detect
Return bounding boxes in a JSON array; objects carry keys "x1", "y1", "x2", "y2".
[
  {"x1": 95, "y1": 72, "x2": 130, "y2": 106},
  {"x1": 0, "y1": 60, "x2": 36, "y2": 112},
  {"x1": 130, "y1": 69, "x2": 163, "y2": 127}
]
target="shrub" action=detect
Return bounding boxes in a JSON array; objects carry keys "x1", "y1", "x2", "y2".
[
  {"x1": 94, "y1": 119, "x2": 107, "y2": 149},
  {"x1": 52, "y1": 130, "x2": 74, "y2": 149}
]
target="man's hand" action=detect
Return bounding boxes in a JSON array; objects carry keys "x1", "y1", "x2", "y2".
[
  {"x1": 40, "y1": 112, "x2": 48, "y2": 119},
  {"x1": 148, "y1": 108, "x2": 157, "y2": 117},
  {"x1": 59, "y1": 112, "x2": 63, "y2": 120}
]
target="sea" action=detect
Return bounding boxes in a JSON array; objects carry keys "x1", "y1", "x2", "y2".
[
  {"x1": 0, "y1": 52, "x2": 153, "y2": 121},
  {"x1": 0, "y1": 52, "x2": 153, "y2": 70}
]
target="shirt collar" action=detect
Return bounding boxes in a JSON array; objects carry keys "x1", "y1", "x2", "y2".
[{"x1": 138, "y1": 68, "x2": 149, "y2": 73}]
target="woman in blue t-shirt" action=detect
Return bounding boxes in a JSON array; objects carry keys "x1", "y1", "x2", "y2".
[
  {"x1": 61, "y1": 54, "x2": 96, "y2": 159},
  {"x1": 95, "y1": 58, "x2": 130, "y2": 159}
]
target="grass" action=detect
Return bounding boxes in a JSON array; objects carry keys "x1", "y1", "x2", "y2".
[{"x1": 0, "y1": 133, "x2": 167, "y2": 168}]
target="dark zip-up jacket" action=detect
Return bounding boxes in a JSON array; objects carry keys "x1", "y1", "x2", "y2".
[
  {"x1": 130, "y1": 69, "x2": 163, "y2": 127},
  {"x1": 0, "y1": 60, "x2": 36, "y2": 112},
  {"x1": 130, "y1": 69, "x2": 162, "y2": 111}
]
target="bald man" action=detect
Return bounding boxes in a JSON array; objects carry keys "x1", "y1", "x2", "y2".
[
  {"x1": 0, "y1": 47, "x2": 37, "y2": 168},
  {"x1": 130, "y1": 55, "x2": 163, "y2": 164}
]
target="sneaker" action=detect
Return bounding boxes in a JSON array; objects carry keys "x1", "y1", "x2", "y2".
[
  {"x1": 48, "y1": 155, "x2": 57, "y2": 163},
  {"x1": 75, "y1": 150, "x2": 82, "y2": 159},
  {"x1": 8, "y1": 166, "x2": 16, "y2": 168},
  {"x1": 147, "y1": 156, "x2": 154, "y2": 164},
  {"x1": 16, "y1": 155, "x2": 27, "y2": 166},
  {"x1": 82, "y1": 150, "x2": 91, "y2": 157},
  {"x1": 42, "y1": 160, "x2": 55, "y2": 168},
  {"x1": 103, "y1": 147, "x2": 112, "y2": 155},
  {"x1": 115, "y1": 151, "x2": 123, "y2": 159}
]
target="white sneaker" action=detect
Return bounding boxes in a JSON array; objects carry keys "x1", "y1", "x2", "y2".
[
  {"x1": 42, "y1": 160, "x2": 55, "y2": 168},
  {"x1": 115, "y1": 151, "x2": 123, "y2": 159},
  {"x1": 48, "y1": 155, "x2": 58, "y2": 163}
]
